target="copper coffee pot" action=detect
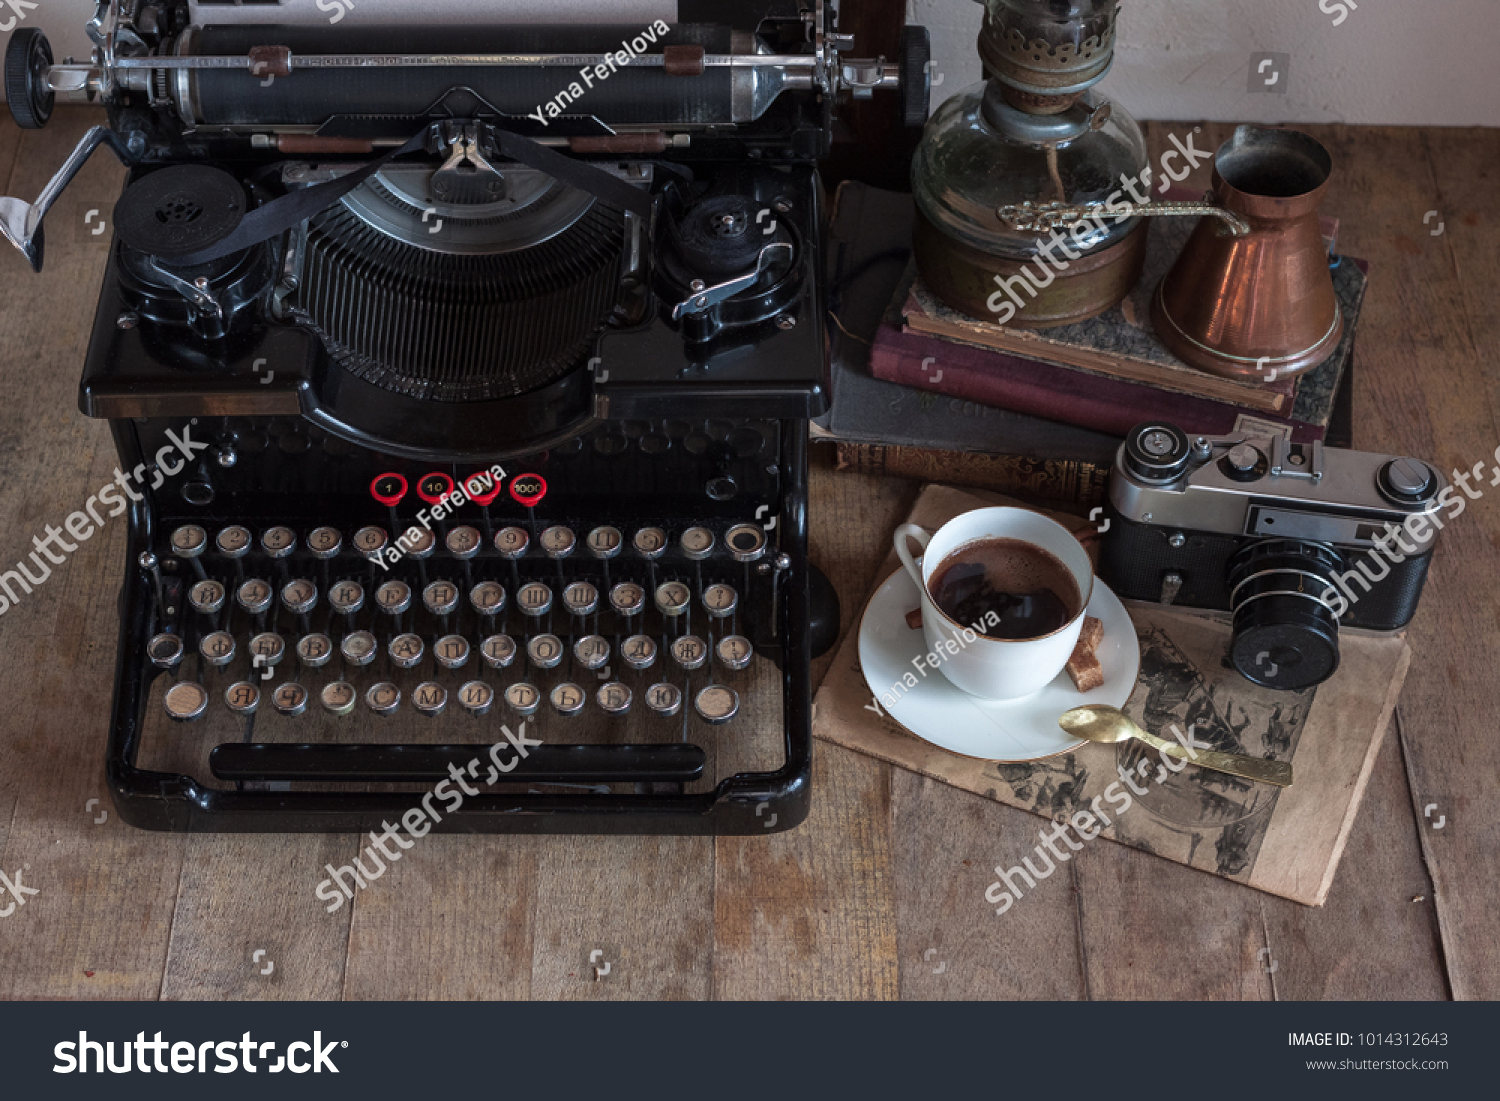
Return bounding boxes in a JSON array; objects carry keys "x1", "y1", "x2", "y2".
[{"x1": 1151, "y1": 126, "x2": 1343, "y2": 381}]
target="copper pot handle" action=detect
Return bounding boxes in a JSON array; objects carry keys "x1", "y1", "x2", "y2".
[{"x1": 997, "y1": 199, "x2": 1252, "y2": 238}]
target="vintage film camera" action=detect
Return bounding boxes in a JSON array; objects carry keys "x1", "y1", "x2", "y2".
[
  {"x1": 1099, "y1": 422, "x2": 1446, "y2": 692},
  {"x1": 1, "y1": 1, "x2": 929, "y2": 832}
]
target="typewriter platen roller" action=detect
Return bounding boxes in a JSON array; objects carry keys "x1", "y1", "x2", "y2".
[{"x1": 3, "y1": 0, "x2": 928, "y2": 833}]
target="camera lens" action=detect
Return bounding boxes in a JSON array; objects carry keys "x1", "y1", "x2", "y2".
[{"x1": 1227, "y1": 540, "x2": 1343, "y2": 690}]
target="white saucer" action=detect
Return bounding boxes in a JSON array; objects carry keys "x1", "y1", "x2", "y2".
[{"x1": 857, "y1": 567, "x2": 1141, "y2": 762}]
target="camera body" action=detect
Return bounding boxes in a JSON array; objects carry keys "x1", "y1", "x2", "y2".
[{"x1": 1099, "y1": 423, "x2": 1446, "y2": 690}]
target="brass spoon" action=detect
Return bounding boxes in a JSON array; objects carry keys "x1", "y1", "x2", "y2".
[{"x1": 1059, "y1": 705, "x2": 1293, "y2": 788}]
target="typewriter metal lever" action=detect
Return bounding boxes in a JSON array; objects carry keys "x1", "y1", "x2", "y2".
[
  {"x1": 671, "y1": 241, "x2": 793, "y2": 321},
  {"x1": 432, "y1": 123, "x2": 506, "y2": 204},
  {"x1": 0, "y1": 125, "x2": 142, "y2": 272}
]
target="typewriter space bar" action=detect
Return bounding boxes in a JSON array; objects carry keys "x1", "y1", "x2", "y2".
[{"x1": 209, "y1": 743, "x2": 705, "y2": 784}]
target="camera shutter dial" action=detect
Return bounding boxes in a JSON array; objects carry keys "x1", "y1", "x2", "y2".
[{"x1": 1124, "y1": 423, "x2": 1192, "y2": 484}]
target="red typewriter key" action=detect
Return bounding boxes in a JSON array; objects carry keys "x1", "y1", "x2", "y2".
[
  {"x1": 509, "y1": 473, "x2": 547, "y2": 508},
  {"x1": 417, "y1": 471, "x2": 456, "y2": 505},
  {"x1": 370, "y1": 472, "x2": 408, "y2": 507},
  {"x1": 464, "y1": 472, "x2": 503, "y2": 506}
]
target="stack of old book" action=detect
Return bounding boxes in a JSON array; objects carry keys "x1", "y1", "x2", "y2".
[{"x1": 819, "y1": 184, "x2": 1358, "y2": 508}]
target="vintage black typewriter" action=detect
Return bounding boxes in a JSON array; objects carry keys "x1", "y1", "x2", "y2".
[{"x1": 1, "y1": 0, "x2": 928, "y2": 833}]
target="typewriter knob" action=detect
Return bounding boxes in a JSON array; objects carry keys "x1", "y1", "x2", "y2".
[
  {"x1": 899, "y1": 26, "x2": 933, "y2": 129},
  {"x1": 4, "y1": 29, "x2": 54, "y2": 130}
]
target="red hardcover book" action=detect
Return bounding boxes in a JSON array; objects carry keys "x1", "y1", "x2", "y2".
[{"x1": 868, "y1": 325, "x2": 1327, "y2": 440}]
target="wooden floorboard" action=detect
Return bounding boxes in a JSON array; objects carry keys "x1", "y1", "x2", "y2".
[
  {"x1": 1342, "y1": 125, "x2": 1500, "y2": 1000},
  {"x1": 0, "y1": 109, "x2": 1486, "y2": 1000}
]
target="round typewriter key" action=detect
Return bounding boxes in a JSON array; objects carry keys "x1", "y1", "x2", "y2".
[
  {"x1": 224, "y1": 681, "x2": 260, "y2": 715},
  {"x1": 645, "y1": 682, "x2": 683, "y2": 717},
  {"x1": 199, "y1": 630, "x2": 236, "y2": 666},
  {"x1": 370, "y1": 472, "x2": 408, "y2": 508},
  {"x1": 494, "y1": 526, "x2": 529, "y2": 558},
  {"x1": 272, "y1": 682, "x2": 310, "y2": 716},
  {"x1": 148, "y1": 632, "x2": 185, "y2": 669},
  {"x1": 260, "y1": 526, "x2": 297, "y2": 558},
  {"x1": 423, "y1": 580, "x2": 460, "y2": 616},
  {"x1": 329, "y1": 580, "x2": 365, "y2": 615},
  {"x1": 703, "y1": 583, "x2": 738, "y2": 617},
  {"x1": 527, "y1": 633, "x2": 565, "y2": 669},
  {"x1": 353, "y1": 526, "x2": 388, "y2": 559},
  {"x1": 216, "y1": 525, "x2": 252, "y2": 559},
  {"x1": 562, "y1": 580, "x2": 599, "y2": 617},
  {"x1": 306, "y1": 526, "x2": 343, "y2": 559},
  {"x1": 670, "y1": 634, "x2": 708, "y2": 670},
  {"x1": 366, "y1": 682, "x2": 401, "y2": 716},
  {"x1": 464, "y1": 472, "x2": 503, "y2": 506},
  {"x1": 597, "y1": 682, "x2": 632, "y2": 715},
  {"x1": 717, "y1": 634, "x2": 754, "y2": 671},
  {"x1": 341, "y1": 630, "x2": 378, "y2": 666},
  {"x1": 170, "y1": 524, "x2": 207, "y2": 558},
  {"x1": 164, "y1": 681, "x2": 209, "y2": 722},
  {"x1": 249, "y1": 632, "x2": 286, "y2": 667},
  {"x1": 516, "y1": 581, "x2": 553, "y2": 617},
  {"x1": 236, "y1": 578, "x2": 273, "y2": 615},
  {"x1": 461, "y1": 681, "x2": 497, "y2": 715},
  {"x1": 621, "y1": 634, "x2": 657, "y2": 670},
  {"x1": 632, "y1": 527, "x2": 667, "y2": 559},
  {"x1": 508, "y1": 473, "x2": 547, "y2": 508},
  {"x1": 446, "y1": 525, "x2": 482, "y2": 559},
  {"x1": 388, "y1": 632, "x2": 425, "y2": 669},
  {"x1": 376, "y1": 579, "x2": 412, "y2": 616},
  {"x1": 654, "y1": 580, "x2": 692, "y2": 618},
  {"x1": 434, "y1": 634, "x2": 471, "y2": 669},
  {"x1": 586, "y1": 525, "x2": 623, "y2": 559},
  {"x1": 480, "y1": 634, "x2": 517, "y2": 669},
  {"x1": 694, "y1": 685, "x2": 739, "y2": 725},
  {"x1": 574, "y1": 634, "x2": 610, "y2": 670},
  {"x1": 189, "y1": 579, "x2": 226, "y2": 614},
  {"x1": 320, "y1": 680, "x2": 357, "y2": 716},
  {"x1": 281, "y1": 578, "x2": 318, "y2": 616},
  {"x1": 680, "y1": 526, "x2": 715, "y2": 560},
  {"x1": 610, "y1": 581, "x2": 646, "y2": 617},
  {"x1": 297, "y1": 633, "x2": 334, "y2": 667},
  {"x1": 470, "y1": 580, "x2": 506, "y2": 616},
  {"x1": 417, "y1": 472, "x2": 455, "y2": 506},
  {"x1": 503, "y1": 682, "x2": 539, "y2": 717},
  {"x1": 401, "y1": 525, "x2": 436, "y2": 559},
  {"x1": 550, "y1": 682, "x2": 587, "y2": 716},
  {"x1": 540, "y1": 525, "x2": 576, "y2": 559},
  {"x1": 725, "y1": 523, "x2": 768, "y2": 563},
  {"x1": 413, "y1": 682, "x2": 448, "y2": 717}
]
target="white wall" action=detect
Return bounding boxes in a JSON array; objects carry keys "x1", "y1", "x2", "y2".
[{"x1": 911, "y1": 0, "x2": 1500, "y2": 127}]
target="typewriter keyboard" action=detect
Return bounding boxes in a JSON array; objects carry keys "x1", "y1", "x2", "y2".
[{"x1": 136, "y1": 513, "x2": 788, "y2": 792}]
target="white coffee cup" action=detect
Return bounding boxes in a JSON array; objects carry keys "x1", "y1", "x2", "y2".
[{"x1": 893, "y1": 507, "x2": 1095, "y2": 700}]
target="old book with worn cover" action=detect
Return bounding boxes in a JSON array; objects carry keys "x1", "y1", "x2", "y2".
[
  {"x1": 814, "y1": 485, "x2": 1410, "y2": 906},
  {"x1": 822, "y1": 183, "x2": 1120, "y2": 506}
]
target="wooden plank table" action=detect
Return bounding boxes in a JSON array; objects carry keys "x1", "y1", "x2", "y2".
[{"x1": 0, "y1": 109, "x2": 1491, "y2": 1000}]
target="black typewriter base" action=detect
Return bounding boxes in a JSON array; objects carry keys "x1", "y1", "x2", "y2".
[{"x1": 102, "y1": 420, "x2": 815, "y2": 836}]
